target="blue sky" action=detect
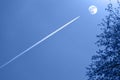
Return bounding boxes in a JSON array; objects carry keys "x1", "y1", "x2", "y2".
[{"x1": 0, "y1": 0, "x2": 114, "y2": 80}]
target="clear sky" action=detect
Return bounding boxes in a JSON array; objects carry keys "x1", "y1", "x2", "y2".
[{"x1": 0, "y1": 0, "x2": 114, "y2": 80}]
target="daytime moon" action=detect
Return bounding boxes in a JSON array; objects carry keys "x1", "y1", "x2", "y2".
[{"x1": 89, "y1": 5, "x2": 98, "y2": 15}]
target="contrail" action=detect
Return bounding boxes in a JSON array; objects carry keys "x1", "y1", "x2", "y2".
[{"x1": 0, "y1": 16, "x2": 80, "y2": 69}]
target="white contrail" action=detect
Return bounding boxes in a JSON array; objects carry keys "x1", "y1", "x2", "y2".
[{"x1": 0, "y1": 16, "x2": 80, "y2": 69}]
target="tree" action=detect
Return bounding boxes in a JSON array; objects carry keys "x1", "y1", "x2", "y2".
[{"x1": 87, "y1": 1, "x2": 120, "y2": 80}]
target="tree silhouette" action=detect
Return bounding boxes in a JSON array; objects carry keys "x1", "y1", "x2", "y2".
[{"x1": 87, "y1": 1, "x2": 120, "y2": 80}]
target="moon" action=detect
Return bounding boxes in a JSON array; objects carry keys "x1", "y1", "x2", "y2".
[{"x1": 89, "y1": 5, "x2": 98, "y2": 15}]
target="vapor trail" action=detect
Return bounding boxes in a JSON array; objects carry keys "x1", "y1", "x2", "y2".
[{"x1": 0, "y1": 16, "x2": 80, "y2": 69}]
